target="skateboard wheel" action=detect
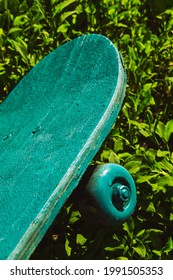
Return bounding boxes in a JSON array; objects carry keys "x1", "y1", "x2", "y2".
[{"x1": 80, "y1": 163, "x2": 136, "y2": 226}]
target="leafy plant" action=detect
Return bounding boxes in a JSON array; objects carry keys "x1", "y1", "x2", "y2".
[{"x1": 1, "y1": 0, "x2": 173, "y2": 260}]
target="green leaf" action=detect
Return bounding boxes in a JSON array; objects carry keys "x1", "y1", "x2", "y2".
[
  {"x1": 117, "y1": 23, "x2": 128, "y2": 28},
  {"x1": 122, "y1": 34, "x2": 130, "y2": 43},
  {"x1": 137, "y1": 174, "x2": 157, "y2": 184},
  {"x1": 156, "y1": 158, "x2": 173, "y2": 173},
  {"x1": 162, "y1": 237, "x2": 173, "y2": 254},
  {"x1": 152, "y1": 250, "x2": 162, "y2": 257},
  {"x1": 143, "y1": 82, "x2": 152, "y2": 92},
  {"x1": 8, "y1": 27, "x2": 22, "y2": 35},
  {"x1": 105, "y1": 244, "x2": 124, "y2": 252},
  {"x1": 113, "y1": 138, "x2": 123, "y2": 153},
  {"x1": 149, "y1": 182, "x2": 166, "y2": 193},
  {"x1": 145, "y1": 148, "x2": 156, "y2": 163},
  {"x1": 155, "y1": 121, "x2": 165, "y2": 140},
  {"x1": 65, "y1": 238, "x2": 71, "y2": 256},
  {"x1": 133, "y1": 241, "x2": 146, "y2": 258},
  {"x1": 53, "y1": 0, "x2": 77, "y2": 16},
  {"x1": 35, "y1": 0, "x2": 46, "y2": 19},
  {"x1": 123, "y1": 218, "x2": 134, "y2": 240},
  {"x1": 167, "y1": 77, "x2": 173, "y2": 82},
  {"x1": 145, "y1": 40, "x2": 153, "y2": 55},
  {"x1": 69, "y1": 210, "x2": 81, "y2": 224},
  {"x1": 76, "y1": 234, "x2": 87, "y2": 246},
  {"x1": 0, "y1": 65, "x2": 5, "y2": 75},
  {"x1": 101, "y1": 149, "x2": 112, "y2": 161},
  {"x1": 136, "y1": 41, "x2": 145, "y2": 53},
  {"x1": 157, "y1": 175, "x2": 173, "y2": 187},
  {"x1": 8, "y1": 38, "x2": 28, "y2": 64},
  {"x1": 116, "y1": 256, "x2": 129, "y2": 260},
  {"x1": 136, "y1": 229, "x2": 146, "y2": 238},
  {"x1": 146, "y1": 202, "x2": 156, "y2": 213},
  {"x1": 122, "y1": 102, "x2": 131, "y2": 119},
  {"x1": 60, "y1": 11, "x2": 76, "y2": 23},
  {"x1": 147, "y1": 228, "x2": 163, "y2": 234},
  {"x1": 57, "y1": 22, "x2": 70, "y2": 34},
  {"x1": 13, "y1": 14, "x2": 28, "y2": 26},
  {"x1": 169, "y1": 213, "x2": 173, "y2": 221},
  {"x1": 0, "y1": 28, "x2": 4, "y2": 36},
  {"x1": 164, "y1": 120, "x2": 173, "y2": 142},
  {"x1": 124, "y1": 160, "x2": 141, "y2": 174},
  {"x1": 130, "y1": 120, "x2": 151, "y2": 137},
  {"x1": 108, "y1": 151, "x2": 120, "y2": 164},
  {"x1": 157, "y1": 150, "x2": 170, "y2": 157}
]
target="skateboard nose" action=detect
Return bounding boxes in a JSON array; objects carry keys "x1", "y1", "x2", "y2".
[{"x1": 112, "y1": 183, "x2": 130, "y2": 203}]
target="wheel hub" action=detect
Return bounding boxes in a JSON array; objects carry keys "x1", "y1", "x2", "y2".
[{"x1": 112, "y1": 183, "x2": 130, "y2": 203}]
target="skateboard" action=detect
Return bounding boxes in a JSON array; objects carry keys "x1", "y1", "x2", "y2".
[{"x1": 0, "y1": 34, "x2": 136, "y2": 260}]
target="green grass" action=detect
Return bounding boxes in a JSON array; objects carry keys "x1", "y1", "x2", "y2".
[{"x1": 1, "y1": 0, "x2": 173, "y2": 259}]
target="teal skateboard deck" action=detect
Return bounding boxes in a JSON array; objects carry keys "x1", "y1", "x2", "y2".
[{"x1": 0, "y1": 34, "x2": 127, "y2": 260}]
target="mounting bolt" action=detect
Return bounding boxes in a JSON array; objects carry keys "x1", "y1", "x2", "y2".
[{"x1": 112, "y1": 183, "x2": 130, "y2": 202}]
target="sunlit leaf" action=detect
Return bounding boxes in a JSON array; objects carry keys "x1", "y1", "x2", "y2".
[{"x1": 164, "y1": 120, "x2": 173, "y2": 142}]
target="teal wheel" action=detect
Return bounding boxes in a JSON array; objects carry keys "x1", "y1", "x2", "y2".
[{"x1": 79, "y1": 163, "x2": 137, "y2": 226}]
